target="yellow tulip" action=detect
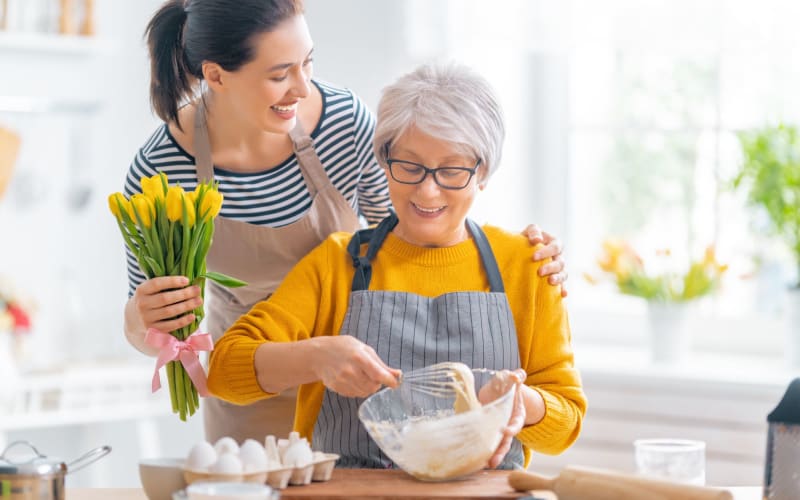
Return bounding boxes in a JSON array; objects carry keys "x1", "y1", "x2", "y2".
[
  {"x1": 166, "y1": 186, "x2": 184, "y2": 222},
  {"x1": 108, "y1": 192, "x2": 135, "y2": 222},
  {"x1": 141, "y1": 173, "x2": 167, "y2": 202},
  {"x1": 199, "y1": 190, "x2": 223, "y2": 221},
  {"x1": 131, "y1": 193, "x2": 154, "y2": 228},
  {"x1": 108, "y1": 192, "x2": 126, "y2": 219},
  {"x1": 183, "y1": 194, "x2": 196, "y2": 226}
]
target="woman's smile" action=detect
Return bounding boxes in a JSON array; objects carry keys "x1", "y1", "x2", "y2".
[{"x1": 410, "y1": 201, "x2": 447, "y2": 217}]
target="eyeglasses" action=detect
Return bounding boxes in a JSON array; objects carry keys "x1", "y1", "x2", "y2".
[{"x1": 385, "y1": 157, "x2": 482, "y2": 190}]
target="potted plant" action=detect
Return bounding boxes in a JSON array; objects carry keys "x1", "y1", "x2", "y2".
[
  {"x1": 587, "y1": 240, "x2": 727, "y2": 363},
  {"x1": 734, "y1": 123, "x2": 800, "y2": 365}
]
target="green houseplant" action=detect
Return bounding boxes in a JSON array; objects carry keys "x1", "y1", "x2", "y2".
[
  {"x1": 734, "y1": 124, "x2": 800, "y2": 289},
  {"x1": 735, "y1": 123, "x2": 800, "y2": 366}
]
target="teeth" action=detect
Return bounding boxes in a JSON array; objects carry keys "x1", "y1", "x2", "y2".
[
  {"x1": 272, "y1": 104, "x2": 296, "y2": 112},
  {"x1": 414, "y1": 204, "x2": 444, "y2": 213}
]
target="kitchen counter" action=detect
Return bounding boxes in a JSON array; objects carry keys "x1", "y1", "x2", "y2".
[{"x1": 65, "y1": 469, "x2": 764, "y2": 500}]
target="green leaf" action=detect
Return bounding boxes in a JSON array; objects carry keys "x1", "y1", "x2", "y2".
[
  {"x1": 143, "y1": 255, "x2": 164, "y2": 276},
  {"x1": 198, "y1": 271, "x2": 248, "y2": 288}
]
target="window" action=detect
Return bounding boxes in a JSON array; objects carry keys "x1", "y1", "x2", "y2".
[{"x1": 406, "y1": 0, "x2": 800, "y2": 357}]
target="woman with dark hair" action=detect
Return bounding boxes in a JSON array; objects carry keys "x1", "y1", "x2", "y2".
[{"x1": 121, "y1": 0, "x2": 569, "y2": 443}]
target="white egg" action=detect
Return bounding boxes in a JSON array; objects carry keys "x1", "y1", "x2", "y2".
[
  {"x1": 186, "y1": 441, "x2": 217, "y2": 471},
  {"x1": 264, "y1": 435, "x2": 281, "y2": 464},
  {"x1": 239, "y1": 439, "x2": 268, "y2": 472},
  {"x1": 213, "y1": 436, "x2": 239, "y2": 456},
  {"x1": 282, "y1": 440, "x2": 313, "y2": 468},
  {"x1": 209, "y1": 452, "x2": 243, "y2": 474}
]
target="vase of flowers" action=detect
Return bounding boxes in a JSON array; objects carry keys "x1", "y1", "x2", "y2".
[{"x1": 587, "y1": 240, "x2": 728, "y2": 363}]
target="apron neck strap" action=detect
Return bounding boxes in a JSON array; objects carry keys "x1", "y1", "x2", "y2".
[
  {"x1": 347, "y1": 211, "x2": 398, "y2": 292},
  {"x1": 347, "y1": 213, "x2": 505, "y2": 293},
  {"x1": 465, "y1": 219, "x2": 505, "y2": 293},
  {"x1": 288, "y1": 120, "x2": 327, "y2": 197}
]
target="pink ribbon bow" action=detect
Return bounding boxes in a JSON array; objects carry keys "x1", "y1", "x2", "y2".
[{"x1": 144, "y1": 328, "x2": 214, "y2": 397}]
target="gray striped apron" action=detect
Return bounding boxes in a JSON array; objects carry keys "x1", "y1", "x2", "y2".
[{"x1": 312, "y1": 213, "x2": 525, "y2": 469}]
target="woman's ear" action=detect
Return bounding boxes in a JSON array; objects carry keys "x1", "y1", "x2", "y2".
[
  {"x1": 202, "y1": 62, "x2": 225, "y2": 92},
  {"x1": 477, "y1": 163, "x2": 489, "y2": 190}
]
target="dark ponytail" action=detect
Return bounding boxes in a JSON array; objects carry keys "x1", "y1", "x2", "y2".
[
  {"x1": 144, "y1": 0, "x2": 304, "y2": 131},
  {"x1": 145, "y1": 0, "x2": 195, "y2": 130}
]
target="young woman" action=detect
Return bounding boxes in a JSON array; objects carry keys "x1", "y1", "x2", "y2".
[{"x1": 122, "y1": 0, "x2": 569, "y2": 443}]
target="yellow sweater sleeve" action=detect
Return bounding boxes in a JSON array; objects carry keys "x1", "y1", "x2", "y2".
[{"x1": 483, "y1": 226, "x2": 586, "y2": 461}]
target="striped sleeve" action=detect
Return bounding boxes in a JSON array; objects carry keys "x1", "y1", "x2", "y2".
[
  {"x1": 350, "y1": 93, "x2": 391, "y2": 224},
  {"x1": 123, "y1": 126, "x2": 200, "y2": 297}
]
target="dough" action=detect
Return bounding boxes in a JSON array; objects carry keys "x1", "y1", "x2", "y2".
[{"x1": 435, "y1": 362, "x2": 481, "y2": 413}]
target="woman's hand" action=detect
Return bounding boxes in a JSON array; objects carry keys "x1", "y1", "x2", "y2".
[
  {"x1": 131, "y1": 276, "x2": 202, "y2": 333},
  {"x1": 313, "y1": 336, "x2": 401, "y2": 398},
  {"x1": 486, "y1": 369, "x2": 527, "y2": 469},
  {"x1": 523, "y1": 224, "x2": 568, "y2": 297}
]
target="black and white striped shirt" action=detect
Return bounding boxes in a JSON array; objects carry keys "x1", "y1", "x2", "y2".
[{"x1": 124, "y1": 80, "x2": 391, "y2": 295}]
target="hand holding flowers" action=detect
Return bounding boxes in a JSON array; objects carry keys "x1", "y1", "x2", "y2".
[{"x1": 109, "y1": 173, "x2": 245, "y2": 421}]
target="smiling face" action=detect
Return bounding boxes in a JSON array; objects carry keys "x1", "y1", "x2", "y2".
[
  {"x1": 215, "y1": 14, "x2": 314, "y2": 134},
  {"x1": 386, "y1": 126, "x2": 484, "y2": 248}
]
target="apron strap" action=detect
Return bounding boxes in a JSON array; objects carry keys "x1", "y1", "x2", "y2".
[
  {"x1": 288, "y1": 121, "x2": 326, "y2": 198},
  {"x1": 347, "y1": 214, "x2": 505, "y2": 293},
  {"x1": 347, "y1": 211, "x2": 398, "y2": 291},
  {"x1": 194, "y1": 98, "x2": 215, "y2": 183},
  {"x1": 465, "y1": 219, "x2": 505, "y2": 293}
]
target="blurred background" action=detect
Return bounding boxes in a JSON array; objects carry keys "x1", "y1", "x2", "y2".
[{"x1": 0, "y1": 0, "x2": 796, "y2": 489}]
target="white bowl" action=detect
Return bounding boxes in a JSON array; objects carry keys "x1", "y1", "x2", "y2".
[
  {"x1": 182, "y1": 481, "x2": 278, "y2": 500},
  {"x1": 139, "y1": 457, "x2": 188, "y2": 500}
]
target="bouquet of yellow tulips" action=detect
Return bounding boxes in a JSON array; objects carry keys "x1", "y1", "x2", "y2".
[
  {"x1": 586, "y1": 239, "x2": 728, "y2": 302},
  {"x1": 108, "y1": 173, "x2": 245, "y2": 421}
]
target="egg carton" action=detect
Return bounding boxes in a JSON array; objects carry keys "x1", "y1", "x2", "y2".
[{"x1": 182, "y1": 452, "x2": 339, "y2": 490}]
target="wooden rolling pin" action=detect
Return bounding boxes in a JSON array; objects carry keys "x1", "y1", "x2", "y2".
[{"x1": 509, "y1": 466, "x2": 733, "y2": 500}]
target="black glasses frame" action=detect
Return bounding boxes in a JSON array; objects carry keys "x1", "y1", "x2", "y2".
[{"x1": 385, "y1": 157, "x2": 482, "y2": 190}]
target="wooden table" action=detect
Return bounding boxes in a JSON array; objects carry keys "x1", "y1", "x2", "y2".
[{"x1": 66, "y1": 469, "x2": 762, "y2": 499}]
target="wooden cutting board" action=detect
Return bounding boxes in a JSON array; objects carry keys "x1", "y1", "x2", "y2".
[{"x1": 280, "y1": 469, "x2": 556, "y2": 499}]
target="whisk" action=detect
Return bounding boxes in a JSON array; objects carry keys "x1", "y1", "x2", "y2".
[{"x1": 399, "y1": 362, "x2": 490, "y2": 399}]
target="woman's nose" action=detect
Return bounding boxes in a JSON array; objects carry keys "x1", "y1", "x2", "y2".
[
  {"x1": 416, "y1": 172, "x2": 442, "y2": 196},
  {"x1": 291, "y1": 68, "x2": 311, "y2": 98}
]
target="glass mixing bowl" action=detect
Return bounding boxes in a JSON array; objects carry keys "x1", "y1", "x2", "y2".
[{"x1": 358, "y1": 367, "x2": 516, "y2": 481}]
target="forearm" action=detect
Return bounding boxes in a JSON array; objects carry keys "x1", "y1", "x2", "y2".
[
  {"x1": 521, "y1": 384, "x2": 546, "y2": 426},
  {"x1": 254, "y1": 337, "x2": 325, "y2": 393},
  {"x1": 124, "y1": 298, "x2": 158, "y2": 357}
]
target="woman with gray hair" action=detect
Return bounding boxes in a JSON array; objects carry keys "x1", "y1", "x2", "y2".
[{"x1": 208, "y1": 62, "x2": 586, "y2": 470}]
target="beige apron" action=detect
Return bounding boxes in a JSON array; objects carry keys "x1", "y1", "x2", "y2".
[{"x1": 193, "y1": 100, "x2": 361, "y2": 443}]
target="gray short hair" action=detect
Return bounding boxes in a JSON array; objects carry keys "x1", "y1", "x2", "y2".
[{"x1": 373, "y1": 62, "x2": 505, "y2": 183}]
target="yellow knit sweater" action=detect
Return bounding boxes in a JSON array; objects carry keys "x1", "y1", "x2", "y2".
[{"x1": 208, "y1": 225, "x2": 586, "y2": 463}]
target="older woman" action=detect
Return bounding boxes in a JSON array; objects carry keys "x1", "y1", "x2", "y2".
[{"x1": 208, "y1": 63, "x2": 586, "y2": 469}]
